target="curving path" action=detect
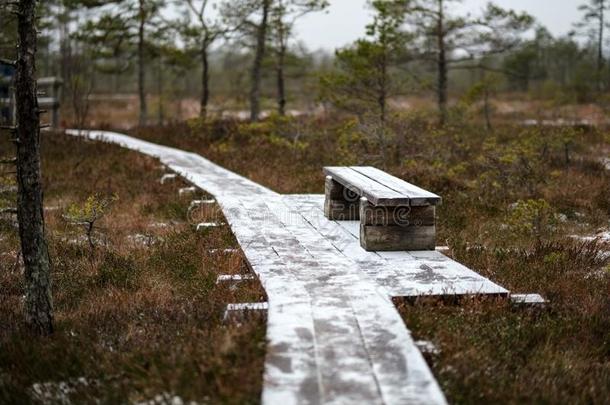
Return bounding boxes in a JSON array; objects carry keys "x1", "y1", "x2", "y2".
[{"x1": 66, "y1": 130, "x2": 509, "y2": 405}]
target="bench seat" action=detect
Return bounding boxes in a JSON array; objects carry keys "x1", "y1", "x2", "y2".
[
  {"x1": 323, "y1": 166, "x2": 442, "y2": 251},
  {"x1": 324, "y1": 166, "x2": 441, "y2": 206}
]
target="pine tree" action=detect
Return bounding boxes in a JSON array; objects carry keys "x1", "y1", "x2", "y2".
[
  {"x1": 74, "y1": 0, "x2": 166, "y2": 126},
  {"x1": 3, "y1": 0, "x2": 54, "y2": 336},
  {"x1": 269, "y1": 0, "x2": 328, "y2": 115},
  {"x1": 405, "y1": 0, "x2": 533, "y2": 124},
  {"x1": 574, "y1": 0, "x2": 609, "y2": 91}
]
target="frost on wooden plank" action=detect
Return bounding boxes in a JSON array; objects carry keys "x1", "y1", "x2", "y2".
[
  {"x1": 189, "y1": 199, "x2": 216, "y2": 210},
  {"x1": 196, "y1": 222, "x2": 222, "y2": 231},
  {"x1": 216, "y1": 274, "x2": 256, "y2": 284},
  {"x1": 510, "y1": 293, "x2": 548, "y2": 306},
  {"x1": 208, "y1": 248, "x2": 239, "y2": 254},
  {"x1": 159, "y1": 173, "x2": 177, "y2": 184},
  {"x1": 178, "y1": 186, "x2": 197, "y2": 196},
  {"x1": 67, "y1": 129, "x2": 493, "y2": 405},
  {"x1": 223, "y1": 302, "x2": 269, "y2": 322},
  {"x1": 283, "y1": 194, "x2": 508, "y2": 298}
]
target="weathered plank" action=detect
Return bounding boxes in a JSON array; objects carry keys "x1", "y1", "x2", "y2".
[
  {"x1": 360, "y1": 197, "x2": 436, "y2": 251},
  {"x1": 324, "y1": 166, "x2": 441, "y2": 206},
  {"x1": 224, "y1": 302, "x2": 269, "y2": 322},
  {"x1": 361, "y1": 224, "x2": 436, "y2": 251},
  {"x1": 324, "y1": 176, "x2": 360, "y2": 220},
  {"x1": 510, "y1": 294, "x2": 547, "y2": 306},
  {"x1": 216, "y1": 274, "x2": 256, "y2": 283},
  {"x1": 286, "y1": 194, "x2": 508, "y2": 298},
  {"x1": 324, "y1": 166, "x2": 407, "y2": 206},
  {"x1": 361, "y1": 204, "x2": 435, "y2": 227},
  {"x1": 262, "y1": 195, "x2": 447, "y2": 403},
  {"x1": 351, "y1": 166, "x2": 441, "y2": 206}
]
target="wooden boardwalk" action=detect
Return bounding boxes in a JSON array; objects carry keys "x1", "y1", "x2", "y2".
[{"x1": 66, "y1": 130, "x2": 509, "y2": 405}]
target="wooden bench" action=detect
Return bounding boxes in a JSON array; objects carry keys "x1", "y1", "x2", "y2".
[{"x1": 323, "y1": 166, "x2": 441, "y2": 251}]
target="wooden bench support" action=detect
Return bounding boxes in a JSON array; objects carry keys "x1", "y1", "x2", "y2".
[
  {"x1": 360, "y1": 197, "x2": 436, "y2": 251},
  {"x1": 324, "y1": 175, "x2": 360, "y2": 220},
  {"x1": 324, "y1": 166, "x2": 441, "y2": 251}
]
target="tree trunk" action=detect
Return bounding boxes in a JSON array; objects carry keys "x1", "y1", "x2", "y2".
[
  {"x1": 59, "y1": 6, "x2": 70, "y2": 105},
  {"x1": 437, "y1": 0, "x2": 448, "y2": 126},
  {"x1": 379, "y1": 45, "x2": 387, "y2": 125},
  {"x1": 201, "y1": 40, "x2": 210, "y2": 118},
  {"x1": 15, "y1": 0, "x2": 53, "y2": 336},
  {"x1": 157, "y1": 56, "x2": 164, "y2": 125},
  {"x1": 138, "y1": 0, "x2": 147, "y2": 126},
  {"x1": 598, "y1": 1, "x2": 605, "y2": 91},
  {"x1": 483, "y1": 86, "x2": 492, "y2": 132},
  {"x1": 250, "y1": 0, "x2": 271, "y2": 122},
  {"x1": 276, "y1": 46, "x2": 286, "y2": 116}
]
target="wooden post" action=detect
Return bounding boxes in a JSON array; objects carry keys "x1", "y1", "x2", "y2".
[
  {"x1": 359, "y1": 197, "x2": 436, "y2": 251},
  {"x1": 324, "y1": 176, "x2": 360, "y2": 221}
]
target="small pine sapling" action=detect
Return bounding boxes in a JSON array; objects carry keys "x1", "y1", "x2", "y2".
[{"x1": 64, "y1": 194, "x2": 118, "y2": 254}]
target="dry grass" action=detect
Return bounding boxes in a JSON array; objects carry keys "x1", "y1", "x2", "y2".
[
  {"x1": 2, "y1": 113, "x2": 609, "y2": 403},
  {"x1": 129, "y1": 115, "x2": 610, "y2": 404},
  {"x1": 0, "y1": 133, "x2": 266, "y2": 404}
]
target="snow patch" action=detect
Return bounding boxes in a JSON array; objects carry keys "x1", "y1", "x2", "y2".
[
  {"x1": 134, "y1": 392, "x2": 201, "y2": 405},
  {"x1": 30, "y1": 377, "x2": 93, "y2": 404},
  {"x1": 127, "y1": 233, "x2": 162, "y2": 247},
  {"x1": 415, "y1": 340, "x2": 440, "y2": 356},
  {"x1": 570, "y1": 231, "x2": 610, "y2": 243},
  {"x1": 0, "y1": 186, "x2": 17, "y2": 193}
]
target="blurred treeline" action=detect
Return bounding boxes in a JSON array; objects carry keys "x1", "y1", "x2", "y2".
[{"x1": 1, "y1": 0, "x2": 610, "y2": 126}]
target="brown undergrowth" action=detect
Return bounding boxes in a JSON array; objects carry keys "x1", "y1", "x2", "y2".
[
  {"x1": 129, "y1": 115, "x2": 610, "y2": 404},
  {"x1": 0, "y1": 133, "x2": 266, "y2": 404}
]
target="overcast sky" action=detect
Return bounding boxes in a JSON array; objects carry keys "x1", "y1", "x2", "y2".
[{"x1": 293, "y1": 0, "x2": 583, "y2": 51}]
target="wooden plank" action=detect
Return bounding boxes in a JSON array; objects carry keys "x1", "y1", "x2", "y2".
[
  {"x1": 510, "y1": 294, "x2": 547, "y2": 306},
  {"x1": 325, "y1": 166, "x2": 441, "y2": 206},
  {"x1": 241, "y1": 197, "x2": 391, "y2": 403},
  {"x1": 360, "y1": 224, "x2": 436, "y2": 251},
  {"x1": 360, "y1": 197, "x2": 435, "y2": 251},
  {"x1": 324, "y1": 175, "x2": 360, "y2": 220},
  {"x1": 324, "y1": 166, "x2": 407, "y2": 206},
  {"x1": 262, "y1": 195, "x2": 447, "y2": 404},
  {"x1": 217, "y1": 197, "x2": 321, "y2": 405},
  {"x1": 284, "y1": 194, "x2": 509, "y2": 298},
  {"x1": 351, "y1": 166, "x2": 441, "y2": 206},
  {"x1": 223, "y1": 303, "x2": 269, "y2": 322},
  {"x1": 216, "y1": 274, "x2": 256, "y2": 283},
  {"x1": 361, "y1": 204, "x2": 435, "y2": 226}
]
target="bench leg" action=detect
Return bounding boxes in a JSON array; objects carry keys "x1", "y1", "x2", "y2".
[
  {"x1": 359, "y1": 197, "x2": 436, "y2": 251},
  {"x1": 324, "y1": 176, "x2": 360, "y2": 220}
]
